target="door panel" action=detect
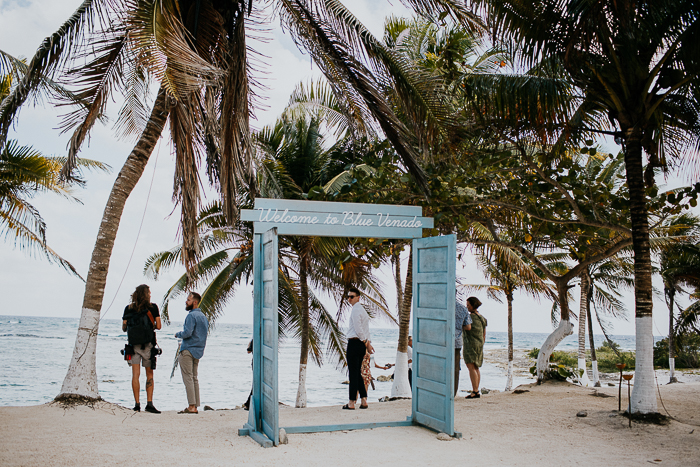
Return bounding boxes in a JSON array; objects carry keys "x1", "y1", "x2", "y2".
[
  {"x1": 411, "y1": 235, "x2": 456, "y2": 435},
  {"x1": 253, "y1": 228, "x2": 279, "y2": 445}
]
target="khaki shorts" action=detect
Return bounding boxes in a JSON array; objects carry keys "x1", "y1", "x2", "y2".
[{"x1": 129, "y1": 343, "x2": 154, "y2": 368}]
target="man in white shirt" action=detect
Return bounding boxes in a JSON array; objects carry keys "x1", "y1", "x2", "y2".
[{"x1": 344, "y1": 287, "x2": 374, "y2": 410}]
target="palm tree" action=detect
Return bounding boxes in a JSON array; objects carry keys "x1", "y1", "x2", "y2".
[
  {"x1": 1, "y1": 55, "x2": 108, "y2": 277},
  {"x1": 469, "y1": 245, "x2": 554, "y2": 391},
  {"x1": 0, "y1": 139, "x2": 106, "y2": 277},
  {"x1": 659, "y1": 215, "x2": 700, "y2": 382},
  {"x1": 577, "y1": 257, "x2": 634, "y2": 386},
  {"x1": 257, "y1": 102, "x2": 393, "y2": 407},
  {"x1": 468, "y1": 0, "x2": 700, "y2": 414},
  {"x1": 13, "y1": 0, "x2": 475, "y2": 401}
]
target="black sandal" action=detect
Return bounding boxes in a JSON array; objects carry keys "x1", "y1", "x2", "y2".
[
  {"x1": 342, "y1": 404, "x2": 355, "y2": 410},
  {"x1": 465, "y1": 392, "x2": 481, "y2": 399}
]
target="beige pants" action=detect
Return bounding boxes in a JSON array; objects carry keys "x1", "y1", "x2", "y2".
[{"x1": 178, "y1": 350, "x2": 200, "y2": 407}]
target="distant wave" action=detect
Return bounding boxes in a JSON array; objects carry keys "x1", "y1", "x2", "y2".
[{"x1": 0, "y1": 333, "x2": 64, "y2": 339}]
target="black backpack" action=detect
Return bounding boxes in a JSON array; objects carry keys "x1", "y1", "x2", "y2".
[{"x1": 127, "y1": 308, "x2": 156, "y2": 346}]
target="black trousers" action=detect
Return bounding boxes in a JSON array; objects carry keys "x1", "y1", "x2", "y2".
[{"x1": 347, "y1": 339, "x2": 367, "y2": 401}]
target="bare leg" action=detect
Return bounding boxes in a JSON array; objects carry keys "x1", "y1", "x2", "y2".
[
  {"x1": 145, "y1": 367, "x2": 155, "y2": 402},
  {"x1": 467, "y1": 363, "x2": 480, "y2": 394},
  {"x1": 131, "y1": 364, "x2": 141, "y2": 403}
]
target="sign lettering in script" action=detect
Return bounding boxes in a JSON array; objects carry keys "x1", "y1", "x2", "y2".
[{"x1": 240, "y1": 199, "x2": 433, "y2": 239}]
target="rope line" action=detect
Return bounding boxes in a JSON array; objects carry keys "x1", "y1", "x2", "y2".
[
  {"x1": 72, "y1": 137, "x2": 163, "y2": 367},
  {"x1": 97, "y1": 136, "x2": 163, "y2": 324}
]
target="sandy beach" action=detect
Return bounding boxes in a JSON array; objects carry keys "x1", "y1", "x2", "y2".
[{"x1": 2, "y1": 379, "x2": 699, "y2": 467}]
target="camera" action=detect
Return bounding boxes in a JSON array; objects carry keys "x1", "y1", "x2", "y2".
[
  {"x1": 150, "y1": 345, "x2": 163, "y2": 369},
  {"x1": 121, "y1": 344, "x2": 134, "y2": 361}
]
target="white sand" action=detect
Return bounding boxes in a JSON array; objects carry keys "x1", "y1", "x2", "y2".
[{"x1": 2, "y1": 380, "x2": 699, "y2": 466}]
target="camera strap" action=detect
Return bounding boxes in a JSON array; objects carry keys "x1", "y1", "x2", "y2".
[{"x1": 146, "y1": 310, "x2": 155, "y2": 327}]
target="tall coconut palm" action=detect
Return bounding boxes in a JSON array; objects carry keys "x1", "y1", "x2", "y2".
[{"x1": 468, "y1": 0, "x2": 700, "y2": 414}]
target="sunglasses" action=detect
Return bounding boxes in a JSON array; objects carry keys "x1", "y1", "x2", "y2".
[{"x1": 346, "y1": 294, "x2": 357, "y2": 299}]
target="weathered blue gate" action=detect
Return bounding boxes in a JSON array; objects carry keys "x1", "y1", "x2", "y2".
[
  {"x1": 411, "y1": 235, "x2": 457, "y2": 436},
  {"x1": 239, "y1": 228, "x2": 278, "y2": 447},
  {"x1": 239, "y1": 199, "x2": 458, "y2": 447}
]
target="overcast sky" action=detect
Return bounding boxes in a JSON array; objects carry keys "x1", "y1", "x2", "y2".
[{"x1": 0, "y1": 0, "x2": 692, "y2": 338}]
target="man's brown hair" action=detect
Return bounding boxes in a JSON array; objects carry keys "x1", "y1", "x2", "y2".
[{"x1": 189, "y1": 292, "x2": 202, "y2": 304}]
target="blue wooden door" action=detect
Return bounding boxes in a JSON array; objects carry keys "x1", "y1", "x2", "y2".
[
  {"x1": 253, "y1": 228, "x2": 279, "y2": 445},
  {"x1": 411, "y1": 235, "x2": 456, "y2": 435}
]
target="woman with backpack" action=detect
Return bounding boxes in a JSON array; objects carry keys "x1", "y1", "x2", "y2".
[{"x1": 122, "y1": 284, "x2": 162, "y2": 413}]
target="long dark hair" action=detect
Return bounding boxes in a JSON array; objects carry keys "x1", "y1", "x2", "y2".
[{"x1": 129, "y1": 284, "x2": 151, "y2": 311}]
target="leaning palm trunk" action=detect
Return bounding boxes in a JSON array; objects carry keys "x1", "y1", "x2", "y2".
[
  {"x1": 391, "y1": 246, "x2": 412, "y2": 398},
  {"x1": 536, "y1": 281, "x2": 574, "y2": 381},
  {"x1": 296, "y1": 248, "x2": 310, "y2": 408},
  {"x1": 57, "y1": 88, "x2": 169, "y2": 400},
  {"x1": 577, "y1": 272, "x2": 591, "y2": 386},
  {"x1": 505, "y1": 291, "x2": 514, "y2": 392},
  {"x1": 625, "y1": 133, "x2": 658, "y2": 414}
]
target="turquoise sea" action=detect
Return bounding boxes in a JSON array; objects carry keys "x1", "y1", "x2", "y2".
[{"x1": 0, "y1": 315, "x2": 652, "y2": 411}]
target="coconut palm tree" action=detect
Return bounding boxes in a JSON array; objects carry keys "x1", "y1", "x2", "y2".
[
  {"x1": 659, "y1": 215, "x2": 700, "y2": 382},
  {"x1": 467, "y1": 0, "x2": 700, "y2": 414}
]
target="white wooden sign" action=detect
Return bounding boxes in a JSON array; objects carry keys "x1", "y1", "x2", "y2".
[{"x1": 240, "y1": 198, "x2": 433, "y2": 238}]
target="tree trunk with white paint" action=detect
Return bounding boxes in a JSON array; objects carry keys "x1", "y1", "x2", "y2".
[
  {"x1": 391, "y1": 351, "x2": 411, "y2": 398},
  {"x1": 577, "y1": 272, "x2": 591, "y2": 386},
  {"x1": 505, "y1": 291, "x2": 514, "y2": 392},
  {"x1": 295, "y1": 364, "x2": 307, "y2": 408},
  {"x1": 667, "y1": 289, "x2": 677, "y2": 383},
  {"x1": 296, "y1": 243, "x2": 310, "y2": 408},
  {"x1": 624, "y1": 127, "x2": 658, "y2": 414},
  {"x1": 631, "y1": 316, "x2": 658, "y2": 413},
  {"x1": 57, "y1": 88, "x2": 169, "y2": 401},
  {"x1": 587, "y1": 301, "x2": 600, "y2": 387},
  {"x1": 536, "y1": 320, "x2": 575, "y2": 382},
  {"x1": 537, "y1": 281, "x2": 575, "y2": 381},
  {"x1": 391, "y1": 247, "x2": 412, "y2": 398}
]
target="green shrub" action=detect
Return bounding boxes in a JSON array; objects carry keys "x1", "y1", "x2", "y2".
[
  {"x1": 528, "y1": 344, "x2": 636, "y2": 373},
  {"x1": 653, "y1": 333, "x2": 700, "y2": 369},
  {"x1": 595, "y1": 346, "x2": 635, "y2": 373},
  {"x1": 527, "y1": 348, "x2": 577, "y2": 366},
  {"x1": 600, "y1": 340, "x2": 621, "y2": 352},
  {"x1": 529, "y1": 362, "x2": 584, "y2": 382}
]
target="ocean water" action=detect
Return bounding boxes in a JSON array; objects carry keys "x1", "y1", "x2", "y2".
[{"x1": 0, "y1": 315, "x2": 650, "y2": 411}]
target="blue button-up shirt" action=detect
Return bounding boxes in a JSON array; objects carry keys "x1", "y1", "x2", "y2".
[
  {"x1": 175, "y1": 308, "x2": 208, "y2": 359},
  {"x1": 455, "y1": 302, "x2": 472, "y2": 349}
]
